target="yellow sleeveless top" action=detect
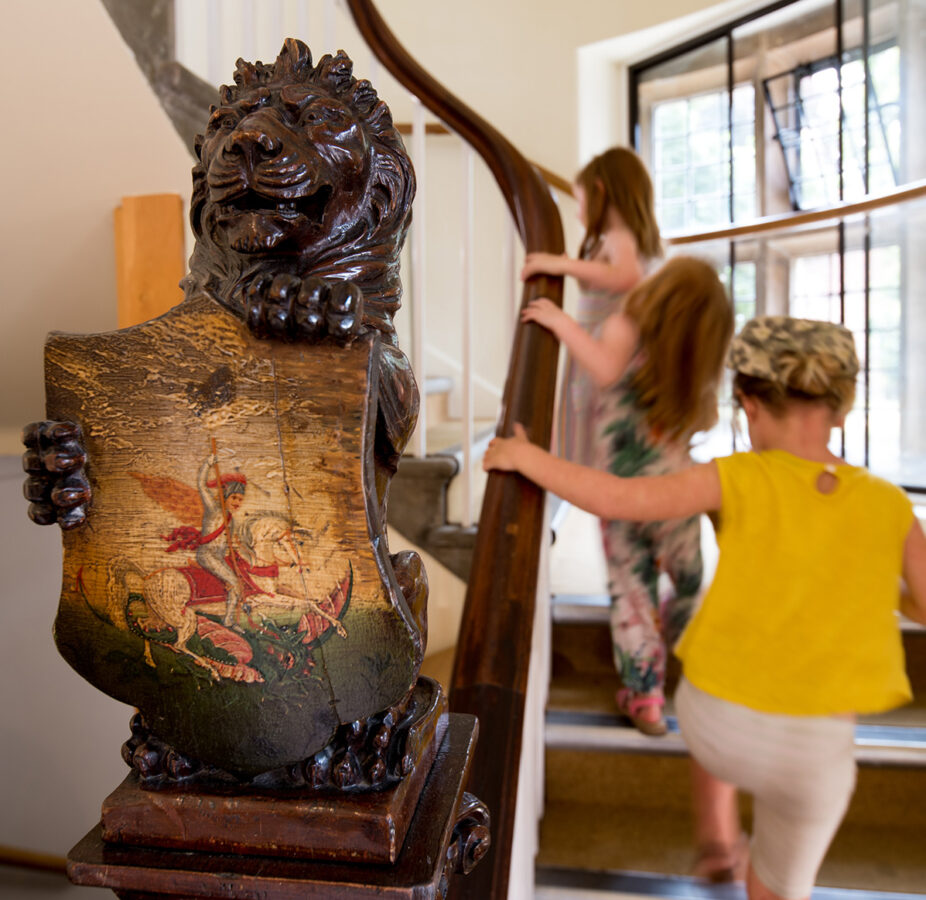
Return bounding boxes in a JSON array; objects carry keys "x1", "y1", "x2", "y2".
[{"x1": 675, "y1": 450, "x2": 914, "y2": 715}]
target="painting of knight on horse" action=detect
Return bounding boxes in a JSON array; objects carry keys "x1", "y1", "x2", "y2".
[{"x1": 104, "y1": 445, "x2": 351, "y2": 684}]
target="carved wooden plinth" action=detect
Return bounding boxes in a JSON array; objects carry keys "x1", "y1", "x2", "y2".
[
  {"x1": 68, "y1": 714, "x2": 488, "y2": 900},
  {"x1": 102, "y1": 679, "x2": 447, "y2": 863}
]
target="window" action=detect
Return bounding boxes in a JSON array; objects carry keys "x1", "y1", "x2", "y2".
[
  {"x1": 630, "y1": 0, "x2": 926, "y2": 489},
  {"x1": 765, "y1": 43, "x2": 901, "y2": 208},
  {"x1": 652, "y1": 85, "x2": 756, "y2": 231}
]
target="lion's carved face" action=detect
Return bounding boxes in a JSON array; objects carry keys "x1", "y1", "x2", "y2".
[
  {"x1": 185, "y1": 40, "x2": 415, "y2": 339},
  {"x1": 200, "y1": 87, "x2": 370, "y2": 256}
]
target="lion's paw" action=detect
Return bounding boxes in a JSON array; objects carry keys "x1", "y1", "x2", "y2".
[
  {"x1": 245, "y1": 274, "x2": 364, "y2": 343},
  {"x1": 22, "y1": 420, "x2": 91, "y2": 529}
]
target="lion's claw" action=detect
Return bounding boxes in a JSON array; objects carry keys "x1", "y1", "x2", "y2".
[
  {"x1": 326, "y1": 282, "x2": 362, "y2": 341},
  {"x1": 22, "y1": 420, "x2": 91, "y2": 528},
  {"x1": 245, "y1": 275, "x2": 364, "y2": 343}
]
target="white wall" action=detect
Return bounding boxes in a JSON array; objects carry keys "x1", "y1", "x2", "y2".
[
  {"x1": 2, "y1": 1, "x2": 195, "y2": 453},
  {"x1": 1, "y1": 0, "x2": 194, "y2": 859},
  {"x1": 1, "y1": 0, "x2": 755, "y2": 859}
]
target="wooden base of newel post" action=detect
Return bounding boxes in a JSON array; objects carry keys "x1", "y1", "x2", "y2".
[{"x1": 67, "y1": 713, "x2": 488, "y2": 899}]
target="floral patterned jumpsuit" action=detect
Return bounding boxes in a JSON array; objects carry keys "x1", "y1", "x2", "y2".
[{"x1": 593, "y1": 359, "x2": 703, "y2": 706}]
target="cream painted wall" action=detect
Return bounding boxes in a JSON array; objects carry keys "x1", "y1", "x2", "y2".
[
  {"x1": 1, "y1": 1, "x2": 195, "y2": 453},
  {"x1": 1, "y1": 0, "x2": 755, "y2": 860},
  {"x1": 370, "y1": 0, "x2": 763, "y2": 176},
  {"x1": 1, "y1": 0, "x2": 194, "y2": 861}
]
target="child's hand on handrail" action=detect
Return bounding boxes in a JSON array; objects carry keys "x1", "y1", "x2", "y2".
[
  {"x1": 483, "y1": 423, "x2": 531, "y2": 473},
  {"x1": 520, "y1": 297, "x2": 567, "y2": 335},
  {"x1": 521, "y1": 252, "x2": 568, "y2": 280}
]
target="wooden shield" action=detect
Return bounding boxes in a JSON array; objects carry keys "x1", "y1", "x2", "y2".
[{"x1": 44, "y1": 297, "x2": 422, "y2": 776}]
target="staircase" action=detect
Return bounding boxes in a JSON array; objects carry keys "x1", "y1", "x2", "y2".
[
  {"x1": 535, "y1": 506, "x2": 926, "y2": 899},
  {"x1": 387, "y1": 376, "x2": 496, "y2": 583},
  {"x1": 84, "y1": 6, "x2": 926, "y2": 899}
]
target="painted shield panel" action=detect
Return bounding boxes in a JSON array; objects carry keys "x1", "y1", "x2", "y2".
[{"x1": 44, "y1": 297, "x2": 421, "y2": 776}]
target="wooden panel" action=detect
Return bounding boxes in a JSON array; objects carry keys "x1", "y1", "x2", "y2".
[
  {"x1": 115, "y1": 194, "x2": 185, "y2": 328},
  {"x1": 44, "y1": 301, "x2": 421, "y2": 776}
]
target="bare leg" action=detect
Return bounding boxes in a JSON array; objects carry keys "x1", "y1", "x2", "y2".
[
  {"x1": 691, "y1": 758, "x2": 747, "y2": 881},
  {"x1": 604, "y1": 527, "x2": 667, "y2": 733},
  {"x1": 748, "y1": 863, "x2": 807, "y2": 900}
]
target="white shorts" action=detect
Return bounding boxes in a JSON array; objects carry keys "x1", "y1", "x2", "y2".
[{"x1": 676, "y1": 677, "x2": 857, "y2": 899}]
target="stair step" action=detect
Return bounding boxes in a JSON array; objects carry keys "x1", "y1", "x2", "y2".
[
  {"x1": 552, "y1": 593, "x2": 926, "y2": 632},
  {"x1": 424, "y1": 419, "x2": 496, "y2": 456},
  {"x1": 536, "y1": 865, "x2": 926, "y2": 899},
  {"x1": 550, "y1": 596, "x2": 926, "y2": 706},
  {"x1": 551, "y1": 593, "x2": 610, "y2": 624},
  {"x1": 541, "y1": 721, "x2": 926, "y2": 894},
  {"x1": 542, "y1": 506, "x2": 926, "y2": 897},
  {"x1": 538, "y1": 779, "x2": 926, "y2": 894},
  {"x1": 546, "y1": 708, "x2": 926, "y2": 765},
  {"x1": 423, "y1": 375, "x2": 453, "y2": 428}
]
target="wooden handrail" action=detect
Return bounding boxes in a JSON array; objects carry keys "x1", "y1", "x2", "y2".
[
  {"x1": 345, "y1": 2, "x2": 565, "y2": 897},
  {"x1": 666, "y1": 179, "x2": 926, "y2": 245},
  {"x1": 0, "y1": 846, "x2": 68, "y2": 874}
]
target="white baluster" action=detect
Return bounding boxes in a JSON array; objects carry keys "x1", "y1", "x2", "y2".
[
  {"x1": 241, "y1": 0, "x2": 256, "y2": 65},
  {"x1": 461, "y1": 146, "x2": 475, "y2": 526},
  {"x1": 267, "y1": 1, "x2": 284, "y2": 52},
  {"x1": 324, "y1": 0, "x2": 336, "y2": 54},
  {"x1": 411, "y1": 97, "x2": 428, "y2": 458},
  {"x1": 206, "y1": 0, "x2": 222, "y2": 85},
  {"x1": 296, "y1": 2, "x2": 310, "y2": 47},
  {"x1": 505, "y1": 214, "x2": 518, "y2": 353}
]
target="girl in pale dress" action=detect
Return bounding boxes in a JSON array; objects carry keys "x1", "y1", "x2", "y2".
[{"x1": 521, "y1": 147, "x2": 662, "y2": 465}]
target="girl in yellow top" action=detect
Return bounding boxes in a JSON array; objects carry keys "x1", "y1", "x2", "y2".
[{"x1": 482, "y1": 315, "x2": 926, "y2": 900}]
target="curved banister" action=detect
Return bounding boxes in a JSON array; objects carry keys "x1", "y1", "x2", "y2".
[
  {"x1": 345, "y1": 2, "x2": 565, "y2": 898},
  {"x1": 666, "y1": 179, "x2": 926, "y2": 245}
]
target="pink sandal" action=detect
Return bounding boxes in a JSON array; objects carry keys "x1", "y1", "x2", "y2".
[{"x1": 616, "y1": 688, "x2": 667, "y2": 736}]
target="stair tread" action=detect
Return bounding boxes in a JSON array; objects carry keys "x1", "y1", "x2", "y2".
[
  {"x1": 548, "y1": 671, "x2": 926, "y2": 730},
  {"x1": 537, "y1": 801, "x2": 926, "y2": 895},
  {"x1": 551, "y1": 593, "x2": 926, "y2": 632},
  {"x1": 424, "y1": 419, "x2": 496, "y2": 455},
  {"x1": 536, "y1": 863, "x2": 926, "y2": 899},
  {"x1": 547, "y1": 713, "x2": 926, "y2": 766}
]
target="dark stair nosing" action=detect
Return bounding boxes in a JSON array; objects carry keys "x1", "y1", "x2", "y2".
[
  {"x1": 546, "y1": 711, "x2": 688, "y2": 756},
  {"x1": 552, "y1": 593, "x2": 926, "y2": 633},
  {"x1": 552, "y1": 594, "x2": 610, "y2": 624},
  {"x1": 535, "y1": 865, "x2": 926, "y2": 899},
  {"x1": 424, "y1": 374, "x2": 453, "y2": 395},
  {"x1": 436, "y1": 422, "x2": 497, "y2": 460},
  {"x1": 545, "y1": 709, "x2": 926, "y2": 765}
]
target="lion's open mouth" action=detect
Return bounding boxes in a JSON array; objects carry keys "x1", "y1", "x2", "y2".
[
  {"x1": 214, "y1": 185, "x2": 334, "y2": 253},
  {"x1": 217, "y1": 185, "x2": 333, "y2": 224}
]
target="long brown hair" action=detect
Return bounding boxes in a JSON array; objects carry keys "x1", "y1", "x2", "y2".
[
  {"x1": 576, "y1": 147, "x2": 662, "y2": 262},
  {"x1": 622, "y1": 256, "x2": 734, "y2": 441}
]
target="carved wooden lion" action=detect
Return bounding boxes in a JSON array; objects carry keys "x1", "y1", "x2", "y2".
[{"x1": 24, "y1": 39, "x2": 434, "y2": 786}]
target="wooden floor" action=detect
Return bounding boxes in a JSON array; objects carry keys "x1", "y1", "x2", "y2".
[{"x1": 0, "y1": 866, "x2": 87, "y2": 897}]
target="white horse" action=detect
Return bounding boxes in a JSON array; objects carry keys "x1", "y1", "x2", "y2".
[{"x1": 109, "y1": 513, "x2": 346, "y2": 672}]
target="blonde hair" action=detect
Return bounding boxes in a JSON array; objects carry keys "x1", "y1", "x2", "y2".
[
  {"x1": 734, "y1": 361, "x2": 857, "y2": 418},
  {"x1": 622, "y1": 256, "x2": 734, "y2": 441},
  {"x1": 576, "y1": 147, "x2": 662, "y2": 262}
]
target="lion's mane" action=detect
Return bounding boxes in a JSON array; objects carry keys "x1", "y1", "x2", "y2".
[{"x1": 182, "y1": 39, "x2": 415, "y2": 339}]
